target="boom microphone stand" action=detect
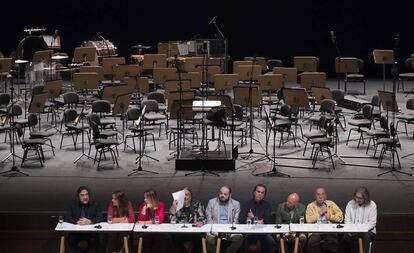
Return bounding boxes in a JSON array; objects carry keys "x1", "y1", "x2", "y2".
[{"x1": 330, "y1": 31, "x2": 342, "y2": 89}]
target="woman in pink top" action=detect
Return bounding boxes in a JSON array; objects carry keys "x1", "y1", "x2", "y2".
[
  {"x1": 107, "y1": 190, "x2": 135, "y2": 223},
  {"x1": 137, "y1": 189, "x2": 165, "y2": 224}
]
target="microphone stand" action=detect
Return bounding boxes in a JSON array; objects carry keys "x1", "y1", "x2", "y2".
[
  {"x1": 230, "y1": 209, "x2": 236, "y2": 230},
  {"x1": 330, "y1": 31, "x2": 342, "y2": 89},
  {"x1": 0, "y1": 74, "x2": 27, "y2": 176},
  {"x1": 378, "y1": 34, "x2": 412, "y2": 176},
  {"x1": 210, "y1": 16, "x2": 228, "y2": 73}
]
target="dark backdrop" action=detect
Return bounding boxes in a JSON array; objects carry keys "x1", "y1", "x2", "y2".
[{"x1": 1, "y1": 0, "x2": 412, "y2": 76}]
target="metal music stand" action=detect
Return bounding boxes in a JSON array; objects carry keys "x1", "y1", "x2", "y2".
[
  {"x1": 112, "y1": 92, "x2": 132, "y2": 141},
  {"x1": 102, "y1": 85, "x2": 129, "y2": 104},
  {"x1": 311, "y1": 87, "x2": 332, "y2": 105},
  {"x1": 273, "y1": 67, "x2": 298, "y2": 83},
  {"x1": 258, "y1": 74, "x2": 284, "y2": 105},
  {"x1": 294, "y1": 56, "x2": 318, "y2": 72},
  {"x1": 28, "y1": 92, "x2": 48, "y2": 131},
  {"x1": 236, "y1": 65, "x2": 261, "y2": 81},
  {"x1": 299, "y1": 72, "x2": 326, "y2": 90},
  {"x1": 143, "y1": 54, "x2": 167, "y2": 70},
  {"x1": 153, "y1": 67, "x2": 178, "y2": 86},
  {"x1": 128, "y1": 105, "x2": 159, "y2": 176},
  {"x1": 32, "y1": 50, "x2": 53, "y2": 64},
  {"x1": 0, "y1": 58, "x2": 12, "y2": 92},
  {"x1": 73, "y1": 72, "x2": 99, "y2": 93},
  {"x1": 282, "y1": 88, "x2": 309, "y2": 144},
  {"x1": 373, "y1": 49, "x2": 395, "y2": 91},
  {"x1": 213, "y1": 74, "x2": 239, "y2": 93}
]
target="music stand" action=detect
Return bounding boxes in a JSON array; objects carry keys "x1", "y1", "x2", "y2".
[
  {"x1": 273, "y1": 67, "x2": 297, "y2": 83},
  {"x1": 294, "y1": 56, "x2": 318, "y2": 72},
  {"x1": 335, "y1": 57, "x2": 359, "y2": 94},
  {"x1": 182, "y1": 71, "x2": 202, "y2": 89},
  {"x1": 113, "y1": 93, "x2": 132, "y2": 141},
  {"x1": 244, "y1": 56, "x2": 267, "y2": 71},
  {"x1": 113, "y1": 64, "x2": 141, "y2": 81},
  {"x1": 102, "y1": 57, "x2": 125, "y2": 76},
  {"x1": 213, "y1": 74, "x2": 239, "y2": 93},
  {"x1": 73, "y1": 46, "x2": 96, "y2": 63},
  {"x1": 378, "y1": 90, "x2": 399, "y2": 113},
  {"x1": 153, "y1": 67, "x2": 178, "y2": 85},
  {"x1": 43, "y1": 79, "x2": 63, "y2": 129},
  {"x1": 80, "y1": 66, "x2": 104, "y2": 82},
  {"x1": 311, "y1": 87, "x2": 332, "y2": 104},
  {"x1": 235, "y1": 65, "x2": 261, "y2": 81},
  {"x1": 299, "y1": 72, "x2": 326, "y2": 90},
  {"x1": 73, "y1": 72, "x2": 99, "y2": 92},
  {"x1": 373, "y1": 49, "x2": 395, "y2": 91},
  {"x1": 32, "y1": 50, "x2": 53, "y2": 64},
  {"x1": 283, "y1": 88, "x2": 310, "y2": 110},
  {"x1": 128, "y1": 105, "x2": 159, "y2": 176},
  {"x1": 143, "y1": 54, "x2": 167, "y2": 70},
  {"x1": 0, "y1": 58, "x2": 12, "y2": 92},
  {"x1": 233, "y1": 60, "x2": 253, "y2": 73},
  {"x1": 183, "y1": 57, "x2": 203, "y2": 72},
  {"x1": 28, "y1": 92, "x2": 48, "y2": 131},
  {"x1": 102, "y1": 85, "x2": 129, "y2": 104}
]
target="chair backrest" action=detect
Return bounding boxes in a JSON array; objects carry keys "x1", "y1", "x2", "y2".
[
  {"x1": 92, "y1": 100, "x2": 111, "y2": 114},
  {"x1": 319, "y1": 115, "x2": 327, "y2": 129},
  {"x1": 88, "y1": 114, "x2": 101, "y2": 125},
  {"x1": 63, "y1": 92, "x2": 79, "y2": 106},
  {"x1": 331, "y1": 89, "x2": 344, "y2": 102},
  {"x1": 147, "y1": 92, "x2": 166, "y2": 104},
  {"x1": 379, "y1": 116, "x2": 388, "y2": 130},
  {"x1": 404, "y1": 58, "x2": 412, "y2": 70},
  {"x1": 7, "y1": 104, "x2": 23, "y2": 117},
  {"x1": 280, "y1": 104, "x2": 291, "y2": 118},
  {"x1": 266, "y1": 59, "x2": 283, "y2": 70},
  {"x1": 89, "y1": 120, "x2": 100, "y2": 140},
  {"x1": 0, "y1": 93, "x2": 10, "y2": 106},
  {"x1": 27, "y1": 113, "x2": 38, "y2": 128},
  {"x1": 362, "y1": 104, "x2": 373, "y2": 119},
  {"x1": 126, "y1": 108, "x2": 140, "y2": 121},
  {"x1": 406, "y1": 99, "x2": 414, "y2": 110},
  {"x1": 207, "y1": 95, "x2": 234, "y2": 118},
  {"x1": 320, "y1": 99, "x2": 336, "y2": 114},
  {"x1": 63, "y1": 109, "x2": 77, "y2": 123},
  {"x1": 32, "y1": 85, "x2": 44, "y2": 96},
  {"x1": 371, "y1": 95, "x2": 381, "y2": 107},
  {"x1": 141, "y1": 99, "x2": 159, "y2": 112}
]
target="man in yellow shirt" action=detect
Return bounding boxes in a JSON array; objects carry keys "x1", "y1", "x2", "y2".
[{"x1": 306, "y1": 187, "x2": 343, "y2": 253}]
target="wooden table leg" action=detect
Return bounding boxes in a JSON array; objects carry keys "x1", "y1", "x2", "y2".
[
  {"x1": 280, "y1": 238, "x2": 286, "y2": 253},
  {"x1": 202, "y1": 237, "x2": 207, "y2": 253},
  {"x1": 59, "y1": 235, "x2": 65, "y2": 253},
  {"x1": 216, "y1": 237, "x2": 221, "y2": 253},
  {"x1": 294, "y1": 237, "x2": 299, "y2": 253},
  {"x1": 358, "y1": 237, "x2": 364, "y2": 253},
  {"x1": 137, "y1": 236, "x2": 143, "y2": 253},
  {"x1": 123, "y1": 235, "x2": 129, "y2": 253}
]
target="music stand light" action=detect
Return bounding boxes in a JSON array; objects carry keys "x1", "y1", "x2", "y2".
[
  {"x1": 273, "y1": 67, "x2": 297, "y2": 83},
  {"x1": 299, "y1": 72, "x2": 326, "y2": 90},
  {"x1": 294, "y1": 56, "x2": 318, "y2": 72},
  {"x1": 73, "y1": 46, "x2": 96, "y2": 63},
  {"x1": 373, "y1": 49, "x2": 395, "y2": 91},
  {"x1": 143, "y1": 54, "x2": 167, "y2": 70}
]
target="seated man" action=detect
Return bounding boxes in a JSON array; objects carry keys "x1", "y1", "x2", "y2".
[
  {"x1": 340, "y1": 186, "x2": 377, "y2": 253},
  {"x1": 170, "y1": 187, "x2": 206, "y2": 253},
  {"x1": 206, "y1": 185, "x2": 243, "y2": 253},
  {"x1": 306, "y1": 187, "x2": 343, "y2": 253},
  {"x1": 275, "y1": 193, "x2": 306, "y2": 253},
  {"x1": 241, "y1": 184, "x2": 277, "y2": 253},
  {"x1": 67, "y1": 186, "x2": 103, "y2": 253}
]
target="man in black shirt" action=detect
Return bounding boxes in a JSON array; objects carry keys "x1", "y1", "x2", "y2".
[
  {"x1": 67, "y1": 186, "x2": 103, "y2": 253},
  {"x1": 241, "y1": 184, "x2": 277, "y2": 253}
]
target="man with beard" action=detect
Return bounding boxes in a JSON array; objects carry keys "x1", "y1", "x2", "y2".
[
  {"x1": 241, "y1": 184, "x2": 277, "y2": 253},
  {"x1": 206, "y1": 185, "x2": 243, "y2": 253},
  {"x1": 67, "y1": 186, "x2": 103, "y2": 253}
]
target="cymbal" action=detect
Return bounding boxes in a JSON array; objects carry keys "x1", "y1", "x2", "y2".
[
  {"x1": 52, "y1": 55, "x2": 69, "y2": 60},
  {"x1": 131, "y1": 44, "x2": 151, "y2": 50},
  {"x1": 15, "y1": 59, "x2": 29, "y2": 64}
]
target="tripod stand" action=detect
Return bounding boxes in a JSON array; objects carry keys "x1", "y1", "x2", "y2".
[
  {"x1": 254, "y1": 110, "x2": 290, "y2": 177},
  {"x1": 0, "y1": 73, "x2": 27, "y2": 176},
  {"x1": 73, "y1": 105, "x2": 94, "y2": 163},
  {"x1": 129, "y1": 105, "x2": 159, "y2": 176}
]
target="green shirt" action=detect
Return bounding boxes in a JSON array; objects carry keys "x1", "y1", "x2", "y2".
[{"x1": 275, "y1": 202, "x2": 306, "y2": 224}]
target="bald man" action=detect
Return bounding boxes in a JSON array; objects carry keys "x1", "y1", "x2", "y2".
[
  {"x1": 275, "y1": 193, "x2": 307, "y2": 253},
  {"x1": 306, "y1": 187, "x2": 343, "y2": 253}
]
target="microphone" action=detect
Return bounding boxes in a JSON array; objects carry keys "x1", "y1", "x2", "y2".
[
  {"x1": 330, "y1": 30, "x2": 336, "y2": 44},
  {"x1": 209, "y1": 16, "x2": 217, "y2": 25},
  {"x1": 231, "y1": 208, "x2": 236, "y2": 230}
]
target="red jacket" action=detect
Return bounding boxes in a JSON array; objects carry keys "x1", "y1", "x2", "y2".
[
  {"x1": 137, "y1": 202, "x2": 165, "y2": 223},
  {"x1": 107, "y1": 201, "x2": 135, "y2": 223}
]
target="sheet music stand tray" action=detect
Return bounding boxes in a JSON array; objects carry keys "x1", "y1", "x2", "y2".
[
  {"x1": 311, "y1": 87, "x2": 332, "y2": 104},
  {"x1": 258, "y1": 74, "x2": 284, "y2": 92},
  {"x1": 153, "y1": 67, "x2": 178, "y2": 85},
  {"x1": 28, "y1": 92, "x2": 48, "y2": 131},
  {"x1": 32, "y1": 50, "x2": 53, "y2": 64},
  {"x1": 299, "y1": 72, "x2": 326, "y2": 89},
  {"x1": 143, "y1": 54, "x2": 167, "y2": 70},
  {"x1": 283, "y1": 88, "x2": 310, "y2": 110},
  {"x1": 373, "y1": 49, "x2": 395, "y2": 91},
  {"x1": 0, "y1": 58, "x2": 13, "y2": 73},
  {"x1": 73, "y1": 72, "x2": 99, "y2": 92},
  {"x1": 43, "y1": 79, "x2": 63, "y2": 100},
  {"x1": 73, "y1": 46, "x2": 96, "y2": 63},
  {"x1": 213, "y1": 74, "x2": 239, "y2": 93},
  {"x1": 378, "y1": 90, "x2": 399, "y2": 113},
  {"x1": 233, "y1": 85, "x2": 261, "y2": 107},
  {"x1": 273, "y1": 67, "x2": 297, "y2": 83},
  {"x1": 236, "y1": 65, "x2": 261, "y2": 81},
  {"x1": 294, "y1": 56, "x2": 318, "y2": 72},
  {"x1": 102, "y1": 85, "x2": 129, "y2": 104}
]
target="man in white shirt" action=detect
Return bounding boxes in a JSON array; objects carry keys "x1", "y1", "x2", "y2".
[{"x1": 340, "y1": 186, "x2": 377, "y2": 253}]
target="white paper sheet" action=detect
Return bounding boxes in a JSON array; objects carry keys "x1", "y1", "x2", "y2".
[{"x1": 172, "y1": 190, "x2": 185, "y2": 211}]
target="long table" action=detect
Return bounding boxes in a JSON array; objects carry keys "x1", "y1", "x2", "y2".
[
  {"x1": 55, "y1": 222, "x2": 134, "y2": 253},
  {"x1": 290, "y1": 223, "x2": 370, "y2": 253}
]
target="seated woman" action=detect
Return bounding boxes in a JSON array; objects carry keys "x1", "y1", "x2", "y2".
[
  {"x1": 106, "y1": 190, "x2": 135, "y2": 252},
  {"x1": 170, "y1": 187, "x2": 206, "y2": 253},
  {"x1": 137, "y1": 189, "x2": 166, "y2": 253}
]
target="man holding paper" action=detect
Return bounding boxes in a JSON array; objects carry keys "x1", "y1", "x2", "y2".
[{"x1": 170, "y1": 187, "x2": 206, "y2": 253}]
